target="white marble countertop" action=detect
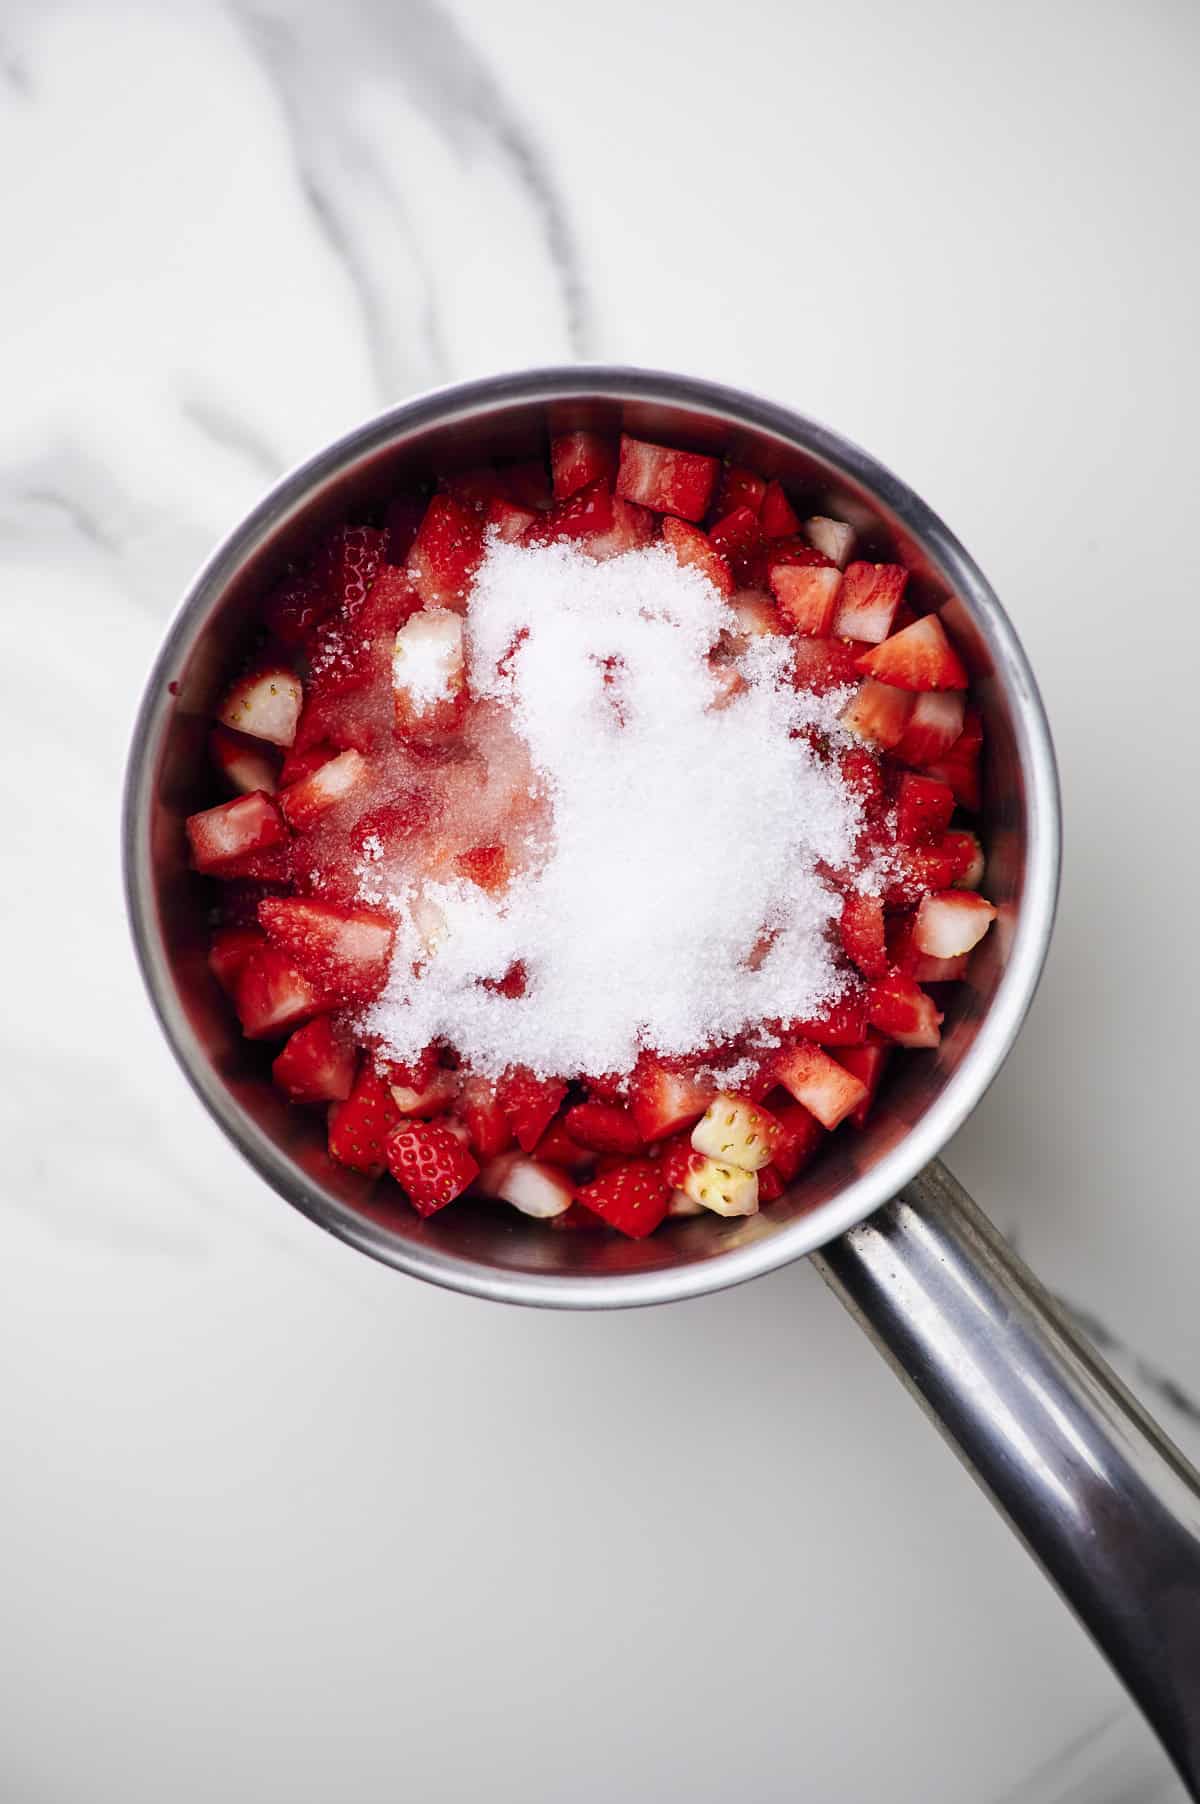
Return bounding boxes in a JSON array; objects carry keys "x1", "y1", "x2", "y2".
[{"x1": 3, "y1": 3, "x2": 1198, "y2": 1799}]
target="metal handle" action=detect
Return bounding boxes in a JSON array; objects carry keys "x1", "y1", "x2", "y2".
[{"x1": 812, "y1": 1158, "x2": 1200, "y2": 1798}]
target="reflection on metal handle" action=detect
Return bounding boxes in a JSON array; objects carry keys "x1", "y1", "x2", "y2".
[{"x1": 812, "y1": 1159, "x2": 1200, "y2": 1798}]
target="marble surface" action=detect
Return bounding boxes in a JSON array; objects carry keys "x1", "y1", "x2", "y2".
[{"x1": 2, "y1": 2, "x2": 1198, "y2": 1799}]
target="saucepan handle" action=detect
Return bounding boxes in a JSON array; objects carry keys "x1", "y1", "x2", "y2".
[{"x1": 812, "y1": 1157, "x2": 1200, "y2": 1799}]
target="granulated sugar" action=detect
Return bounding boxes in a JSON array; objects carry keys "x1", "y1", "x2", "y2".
[{"x1": 362, "y1": 537, "x2": 869, "y2": 1080}]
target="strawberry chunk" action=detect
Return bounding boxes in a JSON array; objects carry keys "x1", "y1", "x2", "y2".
[
  {"x1": 258, "y1": 896, "x2": 394, "y2": 1004},
  {"x1": 497, "y1": 1068, "x2": 568, "y2": 1154},
  {"x1": 857, "y1": 614, "x2": 969, "y2": 691},
  {"x1": 458, "y1": 1076, "x2": 513, "y2": 1160},
  {"x1": 835, "y1": 1039, "x2": 892, "y2": 1128},
  {"x1": 328, "y1": 526, "x2": 386, "y2": 620},
  {"x1": 218, "y1": 666, "x2": 303, "y2": 749},
  {"x1": 831, "y1": 563, "x2": 907, "y2": 644},
  {"x1": 550, "y1": 431, "x2": 618, "y2": 499},
  {"x1": 771, "y1": 562, "x2": 842, "y2": 636},
  {"x1": 866, "y1": 974, "x2": 943, "y2": 1048},
  {"x1": 883, "y1": 839, "x2": 963, "y2": 906},
  {"x1": 387, "y1": 1119, "x2": 479, "y2": 1216},
  {"x1": 805, "y1": 516, "x2": 855, "y2": 568},
  {"x1": 840, "y1": 679, "x2": 914, "y2": 749},
  {"x1": 773, "y1": 1042, "x2": 867, "y2": 1130},
  {"x1": 792, "y1": 636, "x2": 871, "y2": 694},
  {"x1": 895, "y1": 772, "x2": 956, "y2": 846},
  {"x1": 760, "y1": 480, "x2": 802, "y2": 539},
  {"x1": 661, "y1": 516, "x2": 734, "y2": 597},
  {"x1": 708, "y1": 507, "x2": 766, "y2": 584},
  {"x1": 914, "y1": 891, "x2": 997, "y2": 958},
  {"x1": 209, "y1": 726, "x2": 280, "y2": 796},
  {"x1": 563, "y1": 1101, "x2": 646, "y2": 1156},
  {"x1": 208, "y1": 925, "x2": 265, "y2": 993},
  {"x1": 894, "y1": 691, "x2": 966, "y2": 769},
  {"x1": 944, "y1": 829, "x2": 985, "y2": 890},
  {"x1": 839, "y1": 893, "x2": 888, "y2": 979},
  {"x1": 628, "y1": 1058, "x2": 714, "y2": 1142},
  {"x1": 392, "y1": 608, "x2": 467, "y2": 740},
  {"x1": 406, "y1": 494, "x2": 485, "y2": 612},
  {"x1": 713, "y1": 464, "x2": 767, "y2": 519},
  {"x1": 272, "y1": 1016, "x2": 356, "y2": 1104},
  {"x1": 769, "y1": 1098, "x2": 826, "y2": 1180},
  {"x1": 837, "y1": 746, "x2": 886, "y2": 817},
  {"x1": 584, "y1": 496, "x2": 656, "y2": 559},
  {"x1": 186, "y1": 791, "x2": 288, "y2": 875},
  {"x1": 616, "y1": 433, "x2": 719, "y2": 522},
  {"x1": 455, "y1": 843, "x2": 510, "y2": 893},
  {"x1": 727, "y1": 592, "x2": 786, "y2": 646},
  {"x1": 235, "y1": 947, "x2": 328, "y2": 1040},
  {"x1": 483, "y1": 1155, "x2": 574, "y2": 1219},
  {"x1": 533, "y1": 1118, "x2": 590, "y2": 1169},
  {"x1": 789, "y1": 991, "x2": 869, "y2": 1045},
  {"x1": 279, "y1": 748, "x2": 370, "y2": 833},
  {"x1": 485, "y1": 496, "x2": 537, "y2": 544},
  {"x1": 328, "y1": 1064, "x2": 401, "y2": 1175},
  {"x1": 924, "y1": 706, "x2": 983, "y2": 811},
  {"x1": 522, "y1": 477, "x2": 615, "y2": 546},
  {"x1": 388, "y1": 1068, "x2": 460, "y2": 1118},
  {"x1": 577, "y1": 1159, "x2": 671, "y2": 1239}
]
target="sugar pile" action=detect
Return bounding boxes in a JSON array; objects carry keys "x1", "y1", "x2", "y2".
[{"x1": 361, "y1": 537, "x2": 869, "y2": 1080}]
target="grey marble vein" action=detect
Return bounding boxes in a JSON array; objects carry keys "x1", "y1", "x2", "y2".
[{"x1": 181, "y1": 395, "x2": 286, "y2": 481}]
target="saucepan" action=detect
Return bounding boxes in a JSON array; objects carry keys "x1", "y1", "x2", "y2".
[{"x1": 122, "y1": 367, "x2": 1200, "y2": 1792}]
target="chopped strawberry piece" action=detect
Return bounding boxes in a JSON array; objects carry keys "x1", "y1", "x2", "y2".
[
  {"x1": 497, "y1": 1068, "x2": 568, "y2": 1154},
  {"x1": 805, "y1": 515, "x2": 855, "y2": 568},
  {"x1": 388, "y1": 1068, "x2": 460, "y2": 1118},
  {"x1": 831, "y1": 563, "x2": 907, "y2": 644},
  {"x1": 894, "y1": 690, "x2": 966, "y2": 768},
  {"x1": 384, "y1": 495, "x2": 427, "y2": 564},
  {"x1": 550, "y1": 431, "x2": 618, "y2": 499},
  {"x1": 208, "y1": 925, "x2": 266, "y2": 993},
  {"x1": 769, "y1": 1098, "x2": 826, "y2": 1180},
  {"x1": 726, "y1": 593, "x2": 783, "y2": 646},
  {"x1": 835, "y1": 1039, "x2": 892, "y2": 1127},
  {"x1": 757, "y1": 1164, "x2": 785, "y2": 1203},
  {"x1": 584, "y1": 496, "x2": 657, "y2": 559},
  {"x1": 523, "y1": 477, "x2": 616, "y2": 546},
  {"x1": 661, "y1": 516, "x2": 734, "y2": 597},
  {"x1": 280, "y1": 743, "x2": 335, "y2": 788},
  {"x1": 392, "y1": 608, "x2": 467, "y2": 740},
  {"x1": 563, "y1": 1101, "x2": 646, "y2": 1155},
  {"x1": 387, "y1": 1118, "x2": 479, "y2": 1216},
  {"x1": 350, "y1": 792, "x2": 436, "y2": 861},
  {"x1": 279, "y1": 748, "x2": 370, "y2": 832},
  {"x1": 235, "y1": 947, "x2": 328, "y2": 1040},
  {"x1": 713, "y1": 464, "x2": 767, "y2": 519},
  {"x1": 533, "y1": 1118, "x2": 590, "y2": 1168},
  {"x1": 944, "y1": 828, "x2": 985, "y2": 890},
  {"x1": 186, "y1": 791, "x2": 288, "y2": 876},
  {"x1": 378, "y1": 1045, "x2": 440, "y2": 1092},
  {"x1": 616, "y1": 433, "x2": 719, "y2": 523},
  {"x1": 577, "y1": 1159, "x2": 671, "y2": 1239},
  {"x1": 895, "y1": 772, "x2": 956, "y2": 846},
  {"x1": 857, "y1": 614, "x2": 969, "y2": 691},
  {"x1": 483, "y1": 1154, "x2": 574, "y2": 1218},
  {"x1": 328, "y1": 1065, "x2": 401, "y2": 1174},
  {"x1": 840, "y1": 679, "x2": 914, "y2": 749},
  {"x1": 837, "y1": 746, "x2": 886, "y2": 816},
  {"x1": 272, "y1": 1016, "x2": 356, "y2": 1104},
  {"x1": 258, "y1": 896, "x2": 394, "y2": 1004},
  {"x1": 792, "y1": 636, "x2": 871, "y2": 693},
  {"x1": 455, "y1": 843, "x2": 510, "y2": 892},
  {"x1": 789, "y1": 991, "x2": 868, "y2": 1046},
  {"x1": 406, "y1": 495, "x2": 485, "y2": 612},
  {"x1": 924, "y1": 706, "x2": 983, "y2": 811},
  {"x1": 913, "y1": 950, "x2": 970, "y2": 984},
  {"x1": 218, "y1": 666, "x2": 303, "y2": 748},
  {"x1": 760, "y1": 480, "x2": 802, "y2": 539},
  {"x1": 708, "y1": 506, "x2": 766, "y2": 585},
  {"x1": 628, "y1": 1058, "x2": 714, "y2": 1141},
  {"x1": 329, "y1": 526, "x2": 386, "y2": 620},
  {"x1": 771, "y1": 562, "x2": 843, "y2": 636},
  {"x1": 458, "y1": 1076, "x2": 513, "y2": 1160},
  {"x1": 773, "y1": 1041, "x2": 867, "y2": 1130},
  {"x1": 216, "y1": 844, "x2": 294, "y2": 883},
  {"x1": 263, "y1": 564, "x2": 332, "y2": 648},
  {"x1": 914, "y1": 890, "x2": 997, "y2": 958},
  {"x1": 500, "y1": 460, "x2": 553, "y2": 511},
  {"x1": 484, "y1": 496, "x2": 536, "y2": 544},
  {"x1": 866, "y1": 974, "x2": 943, "y2": 1048},
  {"x1": 209, "y1": 726, "x2": 280, "y2": 796},
  {"x1": 441, "y1": 466, "x2": 507, "y2": 513},
  {"x1": 657, "y1": 1132, "x2": 698, "y2": 1191},
  {"x1": 581, "y1": 1071, "x2": 629, "y2": 1104},
  {"x1": 839, "y1": 893, "x2": 888, "y2": 979},
  {"x1": 884, "y1": 839, "x2": 963, "y2": 906}
]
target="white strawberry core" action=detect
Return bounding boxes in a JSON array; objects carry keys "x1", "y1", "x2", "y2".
[{"x1": 362, "y1": 538, "x2": 877, "y2": 1080}]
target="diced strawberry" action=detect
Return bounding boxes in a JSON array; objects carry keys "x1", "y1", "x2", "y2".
[
  {"x1": 280, "y1": 743, "x2": 335, "y2": 787},
  {"x1": 186, "y1": 791, "x2": 288, "y2": 876},
  {"x1": 837, "y1": 745, "x2": 886, "y2": 817},
  {"x1": 458, "y1": 1076, "x2": 513, "y2": 1160},
  {"x1": 441, "y1": 466, "x2": 506, "y2": 512},
  {"x1": 913, "y1": 951, "x2": 970, "y2": 984},
  {"x1": 895, "y1": 772, "x2": 956, "y2": 846},
  {"x1": 866, "y1": 974, "x2": 943, "y2": 1048},
  {"x1": 728, "y1": 592, "x2": 786, "y2": 644},
  {"x1": 484, "y1": 496, "x2": 536, "y2": 544},
  {"x1": 392, "y1": 608, "x2": 467, "y2": 740},
  {"x1": 884, "y1": 838, "x2": 964, "y2": 906},
  {"x1": 235, "y1": 947, "x2": 328, "y2": 1040},
  {"x1": 581, "y1": 1071, "x2": 629, "y2": 1105},
  {"x1": 208, "y1": 925, "x2": 265, "y2": 993},
  {"x1": 497, "y1": 1068, "x2": 568, "y2": 1154},
  {"x1": 406, "y1": 494, "x2": 485, "y2": 612},
  {"x1": 773, "y1": 1041, "x2": 867, "y2": 1130},
  {"x1": 378, "y1": 1045, "x2": 440, "y2": 1092},
  {"x1": 857, "y1": 614, "x2": 969, "y2": 691},
  {"x1": 455, "y1": 843, "x2": 510, "y2": 892},
  {"x1": 218, "y1": 666, "x2": 303, "y2": 748},
  {"x1": 584, "y1": 496, "x2": 656, "y2": 559},
  {"x1": 483, "y1": 1155, "x2": 574, "y2": 1219},
  {"x1": 678, "y1": 1153, "x2": 758, "y2": 1216},
  {"x1": 350, "y1": 791, "x2": 436, "y2": 862},
  {"x1": 769, "y1": 1098, "x2": 826, "y2": 1180},
  {"x1": 272, "y1": 1016, "x2": 356, "y2": 1104},
  {"x1": 840, "y1": 679, "x2": 914, "y2": 749},
  {"x1": 805, "y1": 516, "x2": 855, "y2": 568},
  {"x1": 388, "y1": 1068, "x2": 460, "y2": 1118},
  {"x1": 384, "y1": 495, "x2": 427, "y2": 564},
  {"x1": 577, "y1": 1159, "x2": 671, "y2": 1239},
  {"x1": 924, "y1": 706, "x2": 983, "y2": 811},
  {"x1": 839, "y1": 893, "x2": 888, "y2": 979},
  {"x1": 523, "y1": 476, "x2": 616, "y2": 546},
  {"x1": 548, "y1": 1201, "x2": 608, "y2": 1230},
  {"x1": 757, "y1": 1165, "x2": 785, "y2": 1203},
  {"x1": 263, "y1": 565, "x2": 332, "y2": 648},
  {"x1": 771, "y1": 562, "x2": 843, "y2": 636},
  {"x1": 563, "y1": 1101, "x2": 646, "y2": 1156},
  {"x1": 706, "y1": 660, "x2": 746, "y2": 711},
  {"x1": 616, "y1": 433, "x2": 719, "y2": 522},
  {"x1": 914, "y1": 891, "x2": 997, "y2": 958},
  {"x1": 532, "y1": 1118, "x2": 590, "y2": 1168},
  {"x1": 279, "y1": 748, "x2": 370, "y2": 833},
  {"x1": 386, "y1": 1119, "x2": 479, "y2": 1216},
  {"x1": 329, "y1": 526, "x2": 386, "y2": 620},
  {"x1": 760, "y1": 480, "x2": 801, "y2": 539},
  {"x1": 551, "y1": 431, "x2": 618, "y2": 499},
  {"x1": 713, "y1": 464, "x2": 767, "y2": 519},
  {"x1": 831, "y1": 563, "x2": 907, "y2": 643},
  {"x1": 789, "y1": 991, "x2": 869, "y2": 1046},
  {"x1": 216, "y1": 844, "x2": 293, "y2": 884},
  {"x1": 656, "y1": 1132, "x2": 698, "y2": 1191},
  {"x1": 628, "y1": 1058, "x2": 714, "y2": 1142},
  {"x1": 661, "y1": 516, "x2": 734, "y2": 597},
  {"x1": 894, "y1": 690, "x2": 965, "y2": 768},
  {"x1": 327, "y1": 1066, "x2": 401, "y2": 1174},
  {"x1": 792, "y1": 636, "x2": 871, "y2": 694},
  {"x1": 209, "y1": 726, "x2": 280, "y2": 796},
  {"x1": 708, "y1": 506, "x2": 766, "y2": 585},
  {"x1": 691, "y1": 1093, "x2": 782, "y2": 1172},
  {"x1": 835, "y1": 1039, "x2": 892, "y2": 1128},
  {"x1": 500, "y1": 460, "x2": 554, "y2": 511},
  {"x1": 258, "y1": 896, "x2": 394, "y2": 1004},
  {"x1": 944, "y1": 829, "x2": 985, "y2": 890}
]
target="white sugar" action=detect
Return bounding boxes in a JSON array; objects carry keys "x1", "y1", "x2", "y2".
[{"x1": 363, "y1": 539, "x2": 868, "y2": 1080}]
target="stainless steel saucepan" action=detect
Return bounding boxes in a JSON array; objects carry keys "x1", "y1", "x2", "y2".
[{"x1": 123, "y1": 367, "x2": 1200, "y2": 1793}]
